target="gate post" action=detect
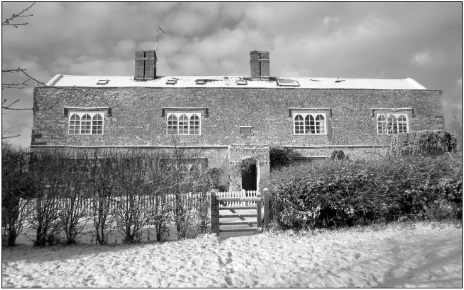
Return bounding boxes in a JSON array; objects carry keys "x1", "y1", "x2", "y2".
[
  {"x1": 263, "y1": 188, "x2": 270, "y2": 230},
  {"x1": 256, "y1": 193, "x2": 262, "y2": 229},
  {"x1": 210, "y1": 191, "x2": 220, "y2": 236}
]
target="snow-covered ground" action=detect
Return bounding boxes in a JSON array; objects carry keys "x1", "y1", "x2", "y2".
[{"x1": 2, "y1": 222, "x2": 462, "y2": 288}]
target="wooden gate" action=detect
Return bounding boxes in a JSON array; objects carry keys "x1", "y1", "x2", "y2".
[{"x1": 210, "y1": 189, "x2": 270, "y2": 236}]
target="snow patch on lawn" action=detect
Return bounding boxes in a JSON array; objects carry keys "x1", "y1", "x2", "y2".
[{"x1": 2, "y1": 222, "x2": 462, "y2": 288}]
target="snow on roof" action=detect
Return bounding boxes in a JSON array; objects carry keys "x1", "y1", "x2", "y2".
[{"x1": 46, "y1": 74, "x2": 427, "y2": 90}]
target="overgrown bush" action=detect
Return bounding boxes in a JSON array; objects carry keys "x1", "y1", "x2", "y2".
[
  {"x1": 207, "y1": 168, "x2": 229, "y2": 192},
  {"x1": 270, "y1": 147, "x2": 293, "y2": 171},
  {"x1": 330, "y1": 150, "x2": 348, "y2": 160},
  {"x1": 389, "y1": 130, "x2": 457, "y2": 157},
  {"x1": 270, "y1": 153, "x2": 462, "y2": 230}
]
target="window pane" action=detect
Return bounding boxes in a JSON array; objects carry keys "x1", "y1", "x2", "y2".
[
  {"x1": 387, "y1": 115, "x2": 398, "y2": 134},
  {"x1": 92, "y1": 114, "x2": 103, "y2": 134},
  {"x1": 179, "y1": 114, "x2": 189, "y2": 134},
  {"x1": 377, "y1": 115, "x2": 387, "y2": 134},
  {"x1": 309, "y1": 115, "x2": 315, "y2": 134},
  {"x1": 167, "y1": 114, "x2": 178, "y2": 134},
  {"x1": 315, "y1": 114, "x2": 325, "y2": 134},
  {"x1": 190, "y1": 114, "x2": 200, "y2": 135},
  {"x1": 304, "y1": 115, "x2": 310, "y2": 134},
  {"x1": 69, "y1": 114, "x2": 80, "y2": 135},
  {"x1": 398, "y1": 115, "x2": 408, "y2": 133},
  {"x1": 81, "y1": 114, "x2": 92, "y2": 134},
  {"x1": 294, "y1": 115, "x2": 304, "y2": 134}
]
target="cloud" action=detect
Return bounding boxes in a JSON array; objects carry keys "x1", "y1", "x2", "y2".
[
  {"x1": 323, "y1": 16, "x2": 340, "y2": 29},
  {"x1": 1, "y1": 2, "x2": 462, "y2": 148},
  {"x1": 412, "y1": 51, "x2": 432, "y2": 65}
]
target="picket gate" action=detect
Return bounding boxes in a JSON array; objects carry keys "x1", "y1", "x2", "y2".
[
  {"x1": 213, "y1": 190, "x2": 259, "y2": 207},
  {"x1": 210, "y1": 188, "x2": 270, "y2": 236}
]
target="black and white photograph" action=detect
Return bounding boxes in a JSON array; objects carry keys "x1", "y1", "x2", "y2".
[{"x1": 2, "y1": 1, "x2": 463, "y2": 288}]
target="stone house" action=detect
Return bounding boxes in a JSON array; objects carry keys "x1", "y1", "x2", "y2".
[{"x1": 31, "y1": 50, "x2": 444, "y2": 191}]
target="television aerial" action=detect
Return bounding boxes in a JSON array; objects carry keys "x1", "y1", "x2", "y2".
[{"x1": 156, "y1": 25, "x2": 165, "y2": 55}]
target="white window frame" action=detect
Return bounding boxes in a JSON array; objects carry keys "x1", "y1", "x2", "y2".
[
  {"x1": 67, "y1": 111, "x2": 105, "y2": 135},
  {"x1": 376, "y1": 113, "x2": 409, "y2": 135},
  {"x1": 292, "y1": 112, "x2": 327, "y2": 135},
  {"x1": 166, "y1": 112, "x2": 202, "y2": 135}
]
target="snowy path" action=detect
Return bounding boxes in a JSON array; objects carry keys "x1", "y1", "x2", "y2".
[{"x1": 2, "y1": 222, "x2": 462, "y2": 288}]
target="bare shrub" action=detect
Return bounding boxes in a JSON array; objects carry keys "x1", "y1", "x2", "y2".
[
  {"x1": 1, "y1": 145, "x2": 34, "y2": 246},
  {"x1": 160, "y1": 147, "x2": 214, "y2": 239},
  {"x1": 111, "y1": 150, "x2": 163, "y2": 243},
  {"x1": 59, "y1": 151, "x2": 91, "y2": 245},
  {"x1": 88, "y1": 151, "x2": 116, "y2": 245},
  {"x1": 144, "y1": 154, "x2": 173, "y2": 241},
  {"x1": 29, "y1": 150, "x2": 65, "y2": 246}
]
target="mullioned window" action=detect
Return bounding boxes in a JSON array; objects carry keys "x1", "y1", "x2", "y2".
[
  {"x1": 68, "y1": 112, "x2": 104, "y2": 135},
  {"x1": 377, "y1": 113, "x2": 408, "y2": 134},
  {"x1": 293, "y1": 113, "x2": 327, "y2": 135},
  {"x1": 167, "y1": 112, "x2": 201, "y2": 135}
]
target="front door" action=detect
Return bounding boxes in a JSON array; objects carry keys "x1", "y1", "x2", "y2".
[{"x1": 241, "y1": 163, "x2": 257, "y2": 190}]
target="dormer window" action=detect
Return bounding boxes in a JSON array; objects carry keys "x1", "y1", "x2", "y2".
[
  {"x1": 96, "y1": 79, "x2": 109, "y2": 85},
  {"x1": 166, "y1": 78, "x2": 178, "y2": 85},
  {"x1": 277, "y1": 79, "x2": 300, "y2": 87}
]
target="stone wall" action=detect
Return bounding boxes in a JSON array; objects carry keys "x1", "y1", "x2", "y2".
[
  {"x1": 32, "y1": 87, "x2": 443, "y2": 148},
  {"x1": 228, "y1": 145, "x2": 271, "y2": 191},
  {"x1": 32, "y1": 86, "x2": 443, "y2": 191}
]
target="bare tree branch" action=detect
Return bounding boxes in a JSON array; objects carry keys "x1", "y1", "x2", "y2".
[
  {"x1": 2, "y1": 67, "x2": 47, "y2": 88},
  {"x1": 2, "y1": 2, "x2": 35, "y2": 28},
  {"x1": 2, "y1": 135, "x2": 20, "y2": 140},
  {"x1": 2, "y1": 68, "x2": 44, "y2": 109},
  {"x1": 3, "y1": 68, "x2": 29, "y2": 73},
  {"x1": 3, "y1": 99, "x2": 19, "y2": 107},
  {"x1": 2, "y1": 81, "x2": 29, "y2": 90},
  {"x1": 2, "y1": 106, "x2": 33, "y2": 111},
  {"x1": 3, "y1": 23, "x2": 29, "y2": 27},
  {"x1": 2, "y1": 1, "x2": 38, "y2": 143},
  {"x1": 19, "y1": 68, "x2": 46, "y2": 86},
  {"x1": 2, "y1": 99, "x2": 33, "y2": 110}
]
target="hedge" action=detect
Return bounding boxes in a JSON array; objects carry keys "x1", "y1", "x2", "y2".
[
  {"x1": 270, "y1": 153, "x2": 462, "y2": 230},
  {"x1": 388, "y1": 130, "x2": 457, "y2": 157}
]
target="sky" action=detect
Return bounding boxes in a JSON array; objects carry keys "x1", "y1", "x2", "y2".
[{"x1": 2, "y1": 1, "x2": 463, "y2": 148}]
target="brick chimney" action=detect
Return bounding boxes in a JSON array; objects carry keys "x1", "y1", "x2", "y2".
[
  {"x1": 250, "y1": 50, "x2": 270, "y2": 80},
  {"x1": 135, "y1": 50, "x2": 157, "y2": 80}
]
